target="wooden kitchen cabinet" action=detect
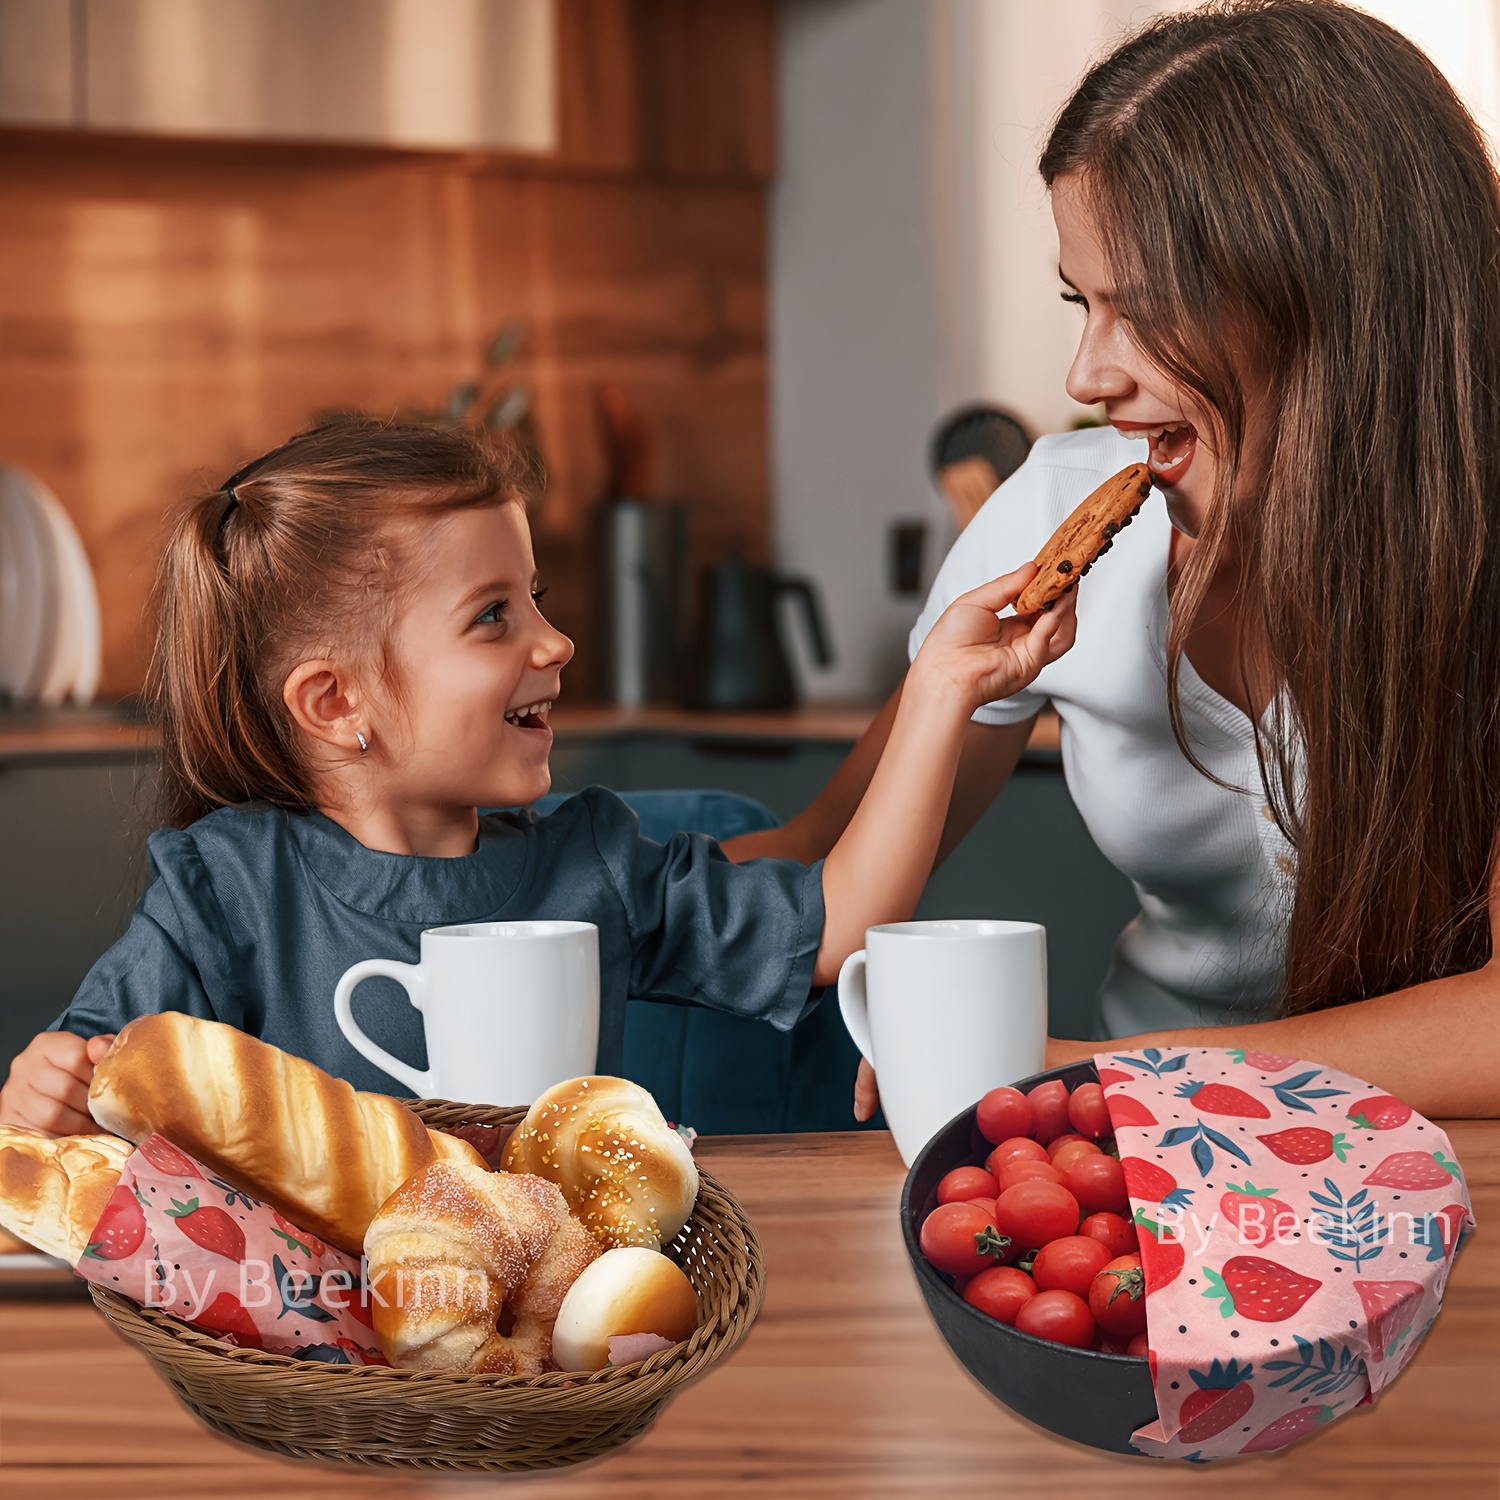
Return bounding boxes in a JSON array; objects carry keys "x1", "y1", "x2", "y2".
[{"x1": 0, "y1": 0, "x2": 557, "y2": 153}]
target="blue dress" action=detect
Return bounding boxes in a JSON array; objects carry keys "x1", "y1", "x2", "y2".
[{"x1": 53, "y1": 788, "x2": 825, "y2": 1096}]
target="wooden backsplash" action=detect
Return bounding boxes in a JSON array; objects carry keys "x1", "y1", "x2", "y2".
[{"x1": 0, "y1": 0, "x2": 772, "y2": 698}]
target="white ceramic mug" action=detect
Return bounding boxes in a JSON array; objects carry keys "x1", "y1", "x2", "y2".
[
  {"x1": 838, "y1": 919, "x2": 1047, "y2": 1165},
  {"x1": 333, "y1": 920, "x2": 600, "y2": 1105}
]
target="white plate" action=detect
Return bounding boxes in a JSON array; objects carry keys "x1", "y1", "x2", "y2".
[
  {"x1": 29, "y1": 475, "x2": 101, "y2": 706},
  {"x1": 0, "y1": 1248, "x2": 82, "y2": 1298},
  {"x1": 0, "y1": 491, "x2": 24, "y2": 696},
  {"x1": 33, "y1": 490, "x2": 79, "y2": 709},
  {"x1": 0, "y1": 467, "x2": 60, "y2": 703},
  {"x1": 61, "y1": 506, "x2": 101, "y2": 705},
  {"x1": 0, "y1": 1251, "x2": 67, "y2": 1271}
]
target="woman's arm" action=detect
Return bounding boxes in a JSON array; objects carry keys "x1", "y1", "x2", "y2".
[
  {"x1": 809, "y1": 569, "x2": 1073, "y2": 984},
  {"x1": 723, "y1": 688, "x2": 1036, "y2": 867},
  {"x1": 1048, "y1": 962, "x2": 1500, "y2": 1119}
]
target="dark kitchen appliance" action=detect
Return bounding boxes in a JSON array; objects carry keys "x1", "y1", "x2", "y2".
[
  {"x1": 683, "y1": 558, "x2": 833, "y2": 710},
  {"x1": 595, "y1": 383, "x2": 686, "y2": 705},
  {"x1": 601, "y1": 498, "x2": 687, "y2": 706}
]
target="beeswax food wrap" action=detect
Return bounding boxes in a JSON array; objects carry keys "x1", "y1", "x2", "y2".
[
  {"x1": 1095, "y1": 1047, "x2": 1473, "y2": 1459},
  {"x1": 73, "y1": 1135, "x2": 386, "y2": 1364}
]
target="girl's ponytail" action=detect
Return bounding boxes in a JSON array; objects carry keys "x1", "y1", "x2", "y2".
[
  {"x1": 144, "y1": 418, "x2": 533, "y2": 828},
  {"x1": 146, "y1": 488, "x2": 309, "y2": 826}
]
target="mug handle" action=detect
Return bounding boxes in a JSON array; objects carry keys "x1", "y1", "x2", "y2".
[
  {"x1": 837, "y1": 949, "x2": 875, "y2": 1066},
  {"x1": 333, "y1": 959, "x2": 436, "y2": 1096}
]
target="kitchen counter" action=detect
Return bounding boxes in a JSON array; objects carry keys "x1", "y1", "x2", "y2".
[
  {"x1": 1, "y1": 1123, "x2": 1495, "y2": 1496},
  {"x1": 0, "y1": 706, "x2": 155, "y2": 759},
  {"x1": 0, "y1": 704, "x2": 1063, "y2": 759}
]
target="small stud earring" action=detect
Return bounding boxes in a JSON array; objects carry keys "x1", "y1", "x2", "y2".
[{"x1": 356, "y1": 730, "x2": 369, "y2": 754}]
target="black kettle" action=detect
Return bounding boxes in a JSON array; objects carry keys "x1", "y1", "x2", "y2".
[{"x1": 683, "y1": 558, "x2": 834, "y2": 709}]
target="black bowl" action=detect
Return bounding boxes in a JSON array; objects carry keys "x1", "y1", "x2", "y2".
[{"x1": 899, "y1": 1061, "x2": 1160, "y2": 1455}]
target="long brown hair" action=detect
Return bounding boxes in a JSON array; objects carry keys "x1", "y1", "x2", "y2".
[
  {"x1": 1041, "y1": 0, "x2": 1500, "y2": 1014},
  {"x1": 145, "y1": 417, "x2": 539, "y2": 828}
]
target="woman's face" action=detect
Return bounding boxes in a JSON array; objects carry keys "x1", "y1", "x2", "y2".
[
  {"x1": 369, "y1": 501, "x2": 574, "y2": 812},
  {"x1": 1051, "y1": 174, "x2": 1225, "y2": 539}
]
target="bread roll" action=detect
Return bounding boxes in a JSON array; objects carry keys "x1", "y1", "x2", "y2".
[
  {"x1": 0, "y1": 1126, "x2": 132, "y2": 1264},
  {"x1": 364, "y1": 1160, "x2": 598, "y2": 1374},
  {"x1": 88, "y1": 1013, "x2": 484, "y2": 1255},
  {"x1": 501, "y1": 1076, "x2": 698, "y2": 1251},
  {"x1": 551, "y1": 1247, "x2": 699, "y2": 1373}
]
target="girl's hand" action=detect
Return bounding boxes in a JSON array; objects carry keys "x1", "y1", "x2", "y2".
[
  {"x1": 0, "y1": 1031, "x2": 116, "y2": 1135},
  {"x1": 853, "y1": 1058, "x2": 881, "y2": 1123},
  {"x1": 911, "y1": 564, "x2": 1077, "y2": 714}
]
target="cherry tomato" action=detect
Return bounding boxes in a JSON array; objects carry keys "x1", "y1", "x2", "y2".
[
  {"x1": 1089, "y1": 1254, "x2": 1148, "y2": 1337},
  {"x1": 985, "y1": 1136, "x2": 1049, "y2": 1176},
  {"x1": 1066, "y1": 1154, "x2": 1130, "y2": 1216},
  {"x1": 1126, "y1": 1332, "x2": 1150, "y2": 1357},
  {"x1": 1093, "y1": 1329, "x2": 1133, "y2": 1354},
  {"x1": 1045, "y1": 1133, "x2": 1089, "y2": 1157},
  {"x1": 976, "y1": 1086, "x2": 1033, "y2": 1145},
  {"x1": 961, "y1": 1265, "x2": 1037, "y2": 1325},
  {"x1": 937, "y1": 1166, "x2": 999, "y2": 1204},
  {"x1": 1079, "y1": 1211, "x2": 1139, "y2": 1257},
  {"x1": 1067, "y1": 1082, "x2": 1112, "y2": 1139},
  {"x1": 1031, "y1": 1235, "x2": 1112, "y2": 1298},
  {"x1": 997, "y1": 1158, "x2": 1066, "y2": 1192},
  {"x1": 1027, "y1": 1080, "x2": 1072, "y2": 1144},
  {"x1": 1050, "y1": 1140, "x2": 1103, "y2": 1172},
  {"x1": 920, "y1": 1202, "x2": 1012, "y2": 1277},
  {"x1": 1013, "y1": 1288, "x2": 1094, "y2": 1348},
  {"x1": 966, "y1": 1197, "x2": 998, "y2": 1217},
  {"x1": 994, "y1": 1179, "x2": 1081, "y2": 1252}
]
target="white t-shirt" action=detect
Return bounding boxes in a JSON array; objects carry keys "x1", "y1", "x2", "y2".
[{"x1": 909, "y1": 426, "x2": 1296, "y2": 1038}]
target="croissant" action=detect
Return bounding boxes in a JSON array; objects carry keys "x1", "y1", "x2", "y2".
[
  {"x1": 500, "y1": 1076, "x2": 698, "y2": 1250},
  {"x1": 88, "y1": 1012, "x2": 484, "y2": 1255},
  {"x1": 0, "y1": 1126, "x2": 132, "y2": 1264},
  {"x1": 364, "y1": 1160, "x2": 598, "y2": 1374}
]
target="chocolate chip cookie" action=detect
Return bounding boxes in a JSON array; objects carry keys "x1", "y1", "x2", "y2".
[{"x1": 1014, "y1": 462, "x2": 1154, "y2": 614}]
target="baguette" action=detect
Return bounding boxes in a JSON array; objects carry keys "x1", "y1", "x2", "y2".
[
  {"x1": 0, "y1": 1126, "x2": 132, "y2": 1264},
  {"x1": 88, "y1": 1013, "x2": 484, "y2": 1255}
]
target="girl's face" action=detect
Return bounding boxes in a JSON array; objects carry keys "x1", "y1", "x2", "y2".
[
  {"x1": 370, "y1": 501, "x2": 574, "y2": 813},
  {"x1": 1052, "y1": 174, "x2": 1223, "y2": 539}
]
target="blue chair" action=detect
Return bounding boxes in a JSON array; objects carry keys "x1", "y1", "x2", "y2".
[{"x1": 530, "y1": 789, "x2": 880, "y2": 1135}]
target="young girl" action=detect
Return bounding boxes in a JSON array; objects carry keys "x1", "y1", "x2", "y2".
[{"x1": 0, "y1": 418, "x2": 1074, "y2": 1134}]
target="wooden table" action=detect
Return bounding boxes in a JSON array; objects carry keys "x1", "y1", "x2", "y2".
[{"x1": 2, "y1": 1127, "x2": 1495, "y2": 1498}]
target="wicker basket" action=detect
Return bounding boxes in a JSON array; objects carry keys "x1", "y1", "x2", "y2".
[{"x1": 88, "y1": 1100, "x2": 765, "y2": 1471}]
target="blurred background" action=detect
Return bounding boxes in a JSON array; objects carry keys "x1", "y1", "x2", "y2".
[{"x1": 0, "y1": 0, "x2": 1494, "y2": 1107}]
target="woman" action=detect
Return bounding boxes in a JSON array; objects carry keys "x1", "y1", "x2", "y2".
[{"x1": 729, "y1": 0, "x2": 1500, "y2": 1119}]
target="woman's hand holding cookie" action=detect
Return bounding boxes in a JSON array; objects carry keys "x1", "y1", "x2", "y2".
[{"x1": 912, "y1": 563, "x2": 1077, "y2": 714}]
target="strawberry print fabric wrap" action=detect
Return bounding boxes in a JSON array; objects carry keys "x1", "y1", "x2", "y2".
[
  {"x1": 73, "y1": 1135, "x2": 386, "y2": 1364},
  {"x1": 1095, "y1": 1048, "x2": 1473, "y2": 1460}
]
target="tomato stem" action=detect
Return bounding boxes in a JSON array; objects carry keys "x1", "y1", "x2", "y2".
[{"x1": 974, "y1": 1225, "x2": 1011, "y2": 1262}]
